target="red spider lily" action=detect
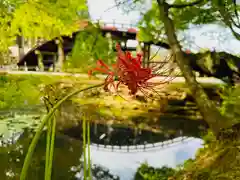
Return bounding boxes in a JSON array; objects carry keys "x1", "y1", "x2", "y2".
[
  {"x1": 185, "y1": 49, "x2": 191, "y2": 54},
  {"x1": 88, "y1": 60, "x2": 116, "y2": 92},
  {"x1": 114, "y1": 43, "x2": 157, "y2": 95},
  {"x1": 88, "y1": 43, "x2": 174, "y2": 97}
]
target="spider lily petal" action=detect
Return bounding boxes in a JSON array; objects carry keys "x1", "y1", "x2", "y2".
[
  {"x1": 89, "y1": 60, "x2": 116, "y2": 92},
  {"x1": 89, "y1": 43, "x2": 173, "y2": 97},
  {"x1": 96, "y1": 60, "x2": 110, "y2": 70}
]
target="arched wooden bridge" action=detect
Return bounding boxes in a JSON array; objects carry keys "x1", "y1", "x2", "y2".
[{"x1": 17, "y1": 20, "x2": 170, "y2": 71}]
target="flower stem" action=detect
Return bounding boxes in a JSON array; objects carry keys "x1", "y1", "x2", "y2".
[
  {"x1": 44, "y1": 115, "x2": 52, "y2": 180},
  {"x1": 46, "y1": 115, "x2": 56, "y2": 180},
  {"x1": 83, "y1": 115, "x2": 87, "y2": 180},
  {"x1": 20, "y1": 83, "x2": 104, "y2": 180},
  {"x1": 87, "y1": 120, "x2": 91, "y2": 179}
]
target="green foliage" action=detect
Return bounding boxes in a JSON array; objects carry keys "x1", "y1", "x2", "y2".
[
  {"x1": 0, "y1": 74, "x2": 58, "y2": 110},
  {"x1": 0, "y1": 0, "x2": 88, "y2": 52},
  {"x1": 170, "y1": 0, "x2": 220, "y2": 27},
  {"x1": 134, "y1": 163, "x2": 176, "y2": 180},
  {"x1": 201, "y1": 130, "x2": 216, "y2": 145},
  {"x1": 138, "y1": 0, "x2": 215, "y2": 43},
  {"x1": 0, "y1": 50, "x2": 17, "y2": 65},
  {"x1": 0, "y1": 12, "x2": 15, "y2": 53},
  {"x1": 0, "y1": 76, "x2": 41, "y2": 109},
  {"x1": 11, "y1": 0, "x2": 86, "y2": 39},
  {"x1": 137, "y1": 2, "x2": 165, "y2": 43},
  {"x1": 0, "y1": 74, "x2": 86, "y2": 110},
  {"x1": 137, "y1": 0, "x2": 240, "y2": 44},
  {"x1": 219, "y1": 85, "x2": 240, "y2": 121},
  {"x1": 65, "y1": 25, "x2": 116, "y2": 72}
]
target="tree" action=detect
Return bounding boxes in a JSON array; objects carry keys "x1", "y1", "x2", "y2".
[
  {"x1": 116, "y1": 0, "x2": 240, "y2": 136},
  {"x1": 156, "y1": 0, "x2": 234, "y2": 135},
  {"x1": 0, "y1": 0, "x2": 88, "y2": 67},
  {"x1": 65, "y1": 24, "x2": 116, "y2": 73}
]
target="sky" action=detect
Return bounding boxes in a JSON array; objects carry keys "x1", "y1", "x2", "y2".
[
  {"x1": 87, "y1": 0, "x2": 146, "y2": 24},
  {"x1": 87, "y1": 0, "x2": 240, "y2": 54}
]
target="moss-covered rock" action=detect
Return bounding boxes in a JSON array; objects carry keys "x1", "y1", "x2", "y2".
[{"x1": 172, "y1": 130, "x2": 240, "y2": 180}]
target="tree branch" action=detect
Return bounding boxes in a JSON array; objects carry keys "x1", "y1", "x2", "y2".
[
  {"x1": 104, "y1": 0, "x2": 129, "y2": 12},
  {"x1": 217, "y1": 4, "x2": 240, "y2": 41},
  {"x1": 232, "y1": 0, "x2": 240, "y2": 27},
  {"x1": 169, "y1": 0, "x2": 204, "y2": 9}
]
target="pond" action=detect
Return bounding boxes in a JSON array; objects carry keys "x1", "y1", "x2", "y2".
[{"x1": 0, "y1": 104, "x2": 206, "y2": 180}]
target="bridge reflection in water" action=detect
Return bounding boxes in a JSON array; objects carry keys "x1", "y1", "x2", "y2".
[
  {"x1": 91, "y1": 136, "x2": 196, "y2": 153},
  {"x1": 85, "y1": 121, "x2": 203, "y2": 180},
  {"x1": 63, "y1": 117, "x2": 206, "y2": 153}
]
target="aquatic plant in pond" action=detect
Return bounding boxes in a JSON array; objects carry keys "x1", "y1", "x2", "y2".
[
  {"x1": 0, "y1": 115, "x2": 41, "y2": 141},
  {"x1": 20, "y1": 45, "x2": 174, "y2": 180}
]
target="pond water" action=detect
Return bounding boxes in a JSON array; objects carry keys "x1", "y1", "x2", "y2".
[{"x1": 0, "y1": 108, "x2": 205, "y2": 180}]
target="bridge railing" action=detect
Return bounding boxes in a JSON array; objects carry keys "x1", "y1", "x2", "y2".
[
  {"x1": 92, "y1": 19, "x2": 138, "y2": 32},
  {"x1": 90, "y1": 136, "x2": 197, "y2": 153},
  {"x1": 0, "y1": 64, "x2": 182, "y2": 77}
]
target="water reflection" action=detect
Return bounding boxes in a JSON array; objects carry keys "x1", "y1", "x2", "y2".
[
  {"x1": 0, "y1": 130, "x2": 83, "y2": 180},
  {"x1": 0, "y1": 116, "x2": 204, "y2": 180},
  {"x1": 63, "y1": 118, "x2": 206, "y2": 152},
  {"x1": 89, "y1": 138, "x2": 203, "y2": 179}
]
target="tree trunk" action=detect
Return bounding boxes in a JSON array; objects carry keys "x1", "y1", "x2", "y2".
[
  {"x1": 156, "y1": 0, "x2": 233, "y2": 135},
  {"x1": 16, "y1": 35, "x2": 25, "y2": 61},
  {"x1": 55, "y1": 38, "x2": 64, "y2": 72}
]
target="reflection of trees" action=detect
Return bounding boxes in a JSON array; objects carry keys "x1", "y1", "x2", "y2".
[
  {"x1": 0, "y1": 129, "x2": 120, "y2": 180},
  {"x1": 0, "y1": 129, "x2": 82, "y2": 180},
  {"x1": 134, "y1": 163, "x2": 175, "y2": 180},
  {"x1": 91, "y1": 164, "x2": 119, "y2": 180},
  {"x1": 60, "y1": 100, "x2": 207, "y2": 148}
]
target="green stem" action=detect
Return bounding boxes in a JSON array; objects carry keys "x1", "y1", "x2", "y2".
[
  {"x1": 20, "y1": 83, "x2": 104, "y2": 180},
  {"x1": 47, "y1": 115, "x2": 56, "y2": 179},
  {"x1": 87, "y1": 120, "x2": 91, "y2": 179},
  {"x1": 83, "y1": 115, "x2": 87, "y2": 180},
  {"x1": 44, "y1": 116, "x2": 52, "y2": 180}
]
